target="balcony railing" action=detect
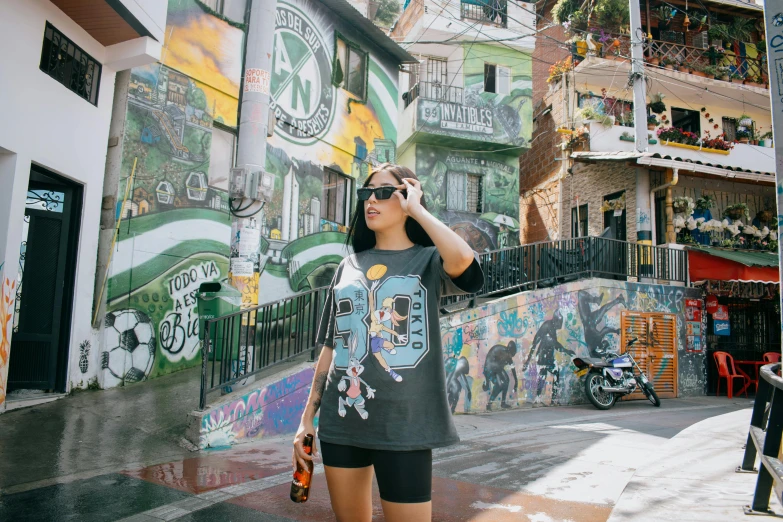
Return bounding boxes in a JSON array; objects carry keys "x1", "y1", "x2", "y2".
[
  {"x1": 199, "y1": 236, "x2": 687, "y2": 408},
  {"x1": 461, "y1": 0, "x2": 507, "y2": 28},
  {"x1": 402, "y1": 81, "x2": 464, "y2": 108}
]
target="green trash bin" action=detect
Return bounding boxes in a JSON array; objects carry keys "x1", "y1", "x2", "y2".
[{"x1": 197, "y1": 282, "x2": 242, "y2": 361}]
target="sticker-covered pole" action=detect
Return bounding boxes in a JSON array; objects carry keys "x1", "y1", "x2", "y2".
[
  {"x1": 230, "y1": 0, "x2": 278, "y2": 306},
  {"x1": 762, "y1": 4, "x2": 783, "y2": 357}
]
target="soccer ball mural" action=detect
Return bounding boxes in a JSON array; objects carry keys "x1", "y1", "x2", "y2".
[{"x1": 102, "y1": 309, "x2": 156, "y2": 386}]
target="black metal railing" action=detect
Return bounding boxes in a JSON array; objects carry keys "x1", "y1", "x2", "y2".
[
  {"x1": 442, "y1": 236, "x2": 689, "y2": 309},
  {"x1": 739, "y1": 363, "x2": 783, "y2": 515},
  {"x1": 402, "y1": 81, "x2": 464, "y2": 109},
  {"x1": 460, "y1": 0, "x2": 507, "y2": 27},
  {"x1": 200, "y1": 236, "x2": 688, "y2": 408},
  {"x1": 199, "y1": 286, "x2": 328, "y2": 409}
]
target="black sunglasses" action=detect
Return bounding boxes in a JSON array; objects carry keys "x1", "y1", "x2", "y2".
[{"x1": 357, "y1": 186, "x2": 400, "y2": 201}]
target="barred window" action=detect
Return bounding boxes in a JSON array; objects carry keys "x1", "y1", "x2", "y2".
[{"x1": 39, "y1": 22, "x2": 101, "y2": 106}]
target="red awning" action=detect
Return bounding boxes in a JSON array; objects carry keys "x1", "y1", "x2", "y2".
[{"x1": 688, "y1": 249, "x2": 780, "y2": 283}]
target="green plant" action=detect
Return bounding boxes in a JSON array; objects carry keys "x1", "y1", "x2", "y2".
[
  {"x1": 730, "y1": 72, "x2": 744, "y2": 80},
  {"x1": 729, "y1": 17, "x2": 755, "y2": 43},
  {"x1": 648, "y1": 92, "x2": 666, "y2": 114},
  {"x1": 708, "y1": 23, "x2": 731, "y2": 43},
  {"x1": 695, "y1": 194, "x2": 716, "y2": 210},
  {"x1": 660, "y1": 56, "x2": 675, "y2": 66},
  {"x1": 702, "y1": 65, "x2": 719, "y2": 77},
  {"x1": 652, "y1": 6, "x2": 676, "y2": 24},
  {"x1": 724, "y1": 202, "x2": 750, "y2": 221},
  {"x1": 757, "y1": 40, "x2": 766, "y2": 53},
  {"x1": 374, "y1": 0, "x2": 400, "y2": 27},
  {"x1": 594, "y1": 0, "x2": 629, "y2": 32},
  {"x1": 762, "y1": 131, "x2": 774, "y2": 140},
  {"x1": 621, "y1": 131, "x2": 633, "y2": 138},
  {"x1": 576, "y1": 106, "x2": 614, "y2": 126},
  {"x1": 553, "y1": 0, "x2": 580, "y2": 24},
  {"x1": 736, "y1": 128, "x2": 751, "y2": 139},
  {"x1": 647, "y1": 114, "x2": 659, "y2": 125}
]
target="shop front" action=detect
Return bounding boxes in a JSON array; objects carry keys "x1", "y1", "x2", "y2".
[{"x1": 688, "y1": 247, "x2": 780, "y2": 395}]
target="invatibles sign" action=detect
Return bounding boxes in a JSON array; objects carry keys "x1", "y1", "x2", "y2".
[{"x1": 419, "y1": 100, "x2": 494, "y2": 137}]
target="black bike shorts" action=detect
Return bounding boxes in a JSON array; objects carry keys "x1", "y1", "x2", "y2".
[{"x1": 320, "y1": 441, "x2": 432, "y2": 503}]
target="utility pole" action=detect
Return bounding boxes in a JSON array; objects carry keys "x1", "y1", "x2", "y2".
[
  {"x1": 629, "y1": 0, "x2": 652, "y2": 279},
  {"x1": 229, "y1": 0, "x2": 277, "y2": 307},
  {"x1": 761, "y1": 5, "x2": 783, "y2": 352}
]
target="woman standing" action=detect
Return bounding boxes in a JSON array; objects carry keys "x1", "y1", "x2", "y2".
[{"x1": 292, "y1": 164, "x2": 483, "y2": 521}]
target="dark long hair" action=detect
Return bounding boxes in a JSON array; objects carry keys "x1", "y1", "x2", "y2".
[{"x1": 346, "y1": 164, "x2": 435, "y2": 253}]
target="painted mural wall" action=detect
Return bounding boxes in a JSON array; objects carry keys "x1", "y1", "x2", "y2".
[
  {"x1": 101, "y1": 0, "x2": 401, "y2": 388},
  {"x1": 441, "y1": 278, "x2": 706, "y2": 413}
]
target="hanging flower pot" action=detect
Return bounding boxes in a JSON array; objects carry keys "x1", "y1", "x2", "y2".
[{"x1": 739, "y1": 117, "x2": 753, "y2": 127}]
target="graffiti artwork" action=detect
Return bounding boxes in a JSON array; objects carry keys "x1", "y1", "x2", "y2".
[
  {"x1": 101, "y1": 0, "x2": 403, "y2": 388},
  {"x1": 440, "y1": 278, "x2": 706, "y2": 412},
  {"x1": 0, "y1": 264, "x2": 15, "y2": 408}
]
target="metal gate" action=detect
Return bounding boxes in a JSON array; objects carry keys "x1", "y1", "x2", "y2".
[
  {"x1": 7, "y1": 177, "x2": 79, "y2": 391},
  {"x1": 621, "y1": 311, "x2": 678, "y2": 399}
]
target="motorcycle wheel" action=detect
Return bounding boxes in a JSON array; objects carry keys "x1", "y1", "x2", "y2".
[
  {"x1": 642, "y1": 383, "x2": 661, "y2": 407},
  {"x1": 585, "y1": 372, "x2": 617, "y2": 410}
]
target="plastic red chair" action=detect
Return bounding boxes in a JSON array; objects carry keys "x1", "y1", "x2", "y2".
[
  {"x1": 713, "y1": 351, "x2": 749, "y2": 399},
  {"x1": 763, "y1": 352, "x2": 781, "y2": 363}
]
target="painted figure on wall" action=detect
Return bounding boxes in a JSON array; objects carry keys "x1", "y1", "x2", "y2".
[
  {"x1": 523, "y1": 311, "x2": 574, "y2": 403},
  {"x1": 446, "y1": 354, "x2": 471, "y2": 413},
  {"x1": 483, "y1": 340, "x2": 519, "y2": 410},
  {"x1": 578, "y1": 290, "x2": 625, "y2": 357}
]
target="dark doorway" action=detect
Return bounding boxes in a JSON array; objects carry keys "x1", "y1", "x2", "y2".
[
  {"x1": 602, "y1": 190, "x2": 627, "y2": 241},
  {"x1": 7, "y1": 167, "x2": 82, "y2": 392}
]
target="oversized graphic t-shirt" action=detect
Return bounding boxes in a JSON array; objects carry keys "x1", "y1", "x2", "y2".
[{"x1": 316, "y1": 245, "x2": 483, "y2": 451}]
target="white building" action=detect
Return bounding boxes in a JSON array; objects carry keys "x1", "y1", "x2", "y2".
[{"x1": 0, "y1": 0, "x2": 166, "y2": 411}]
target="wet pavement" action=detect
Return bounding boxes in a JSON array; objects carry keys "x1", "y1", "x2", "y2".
[{"x1": 0, "y1": 375, "x2": 761, "y2": 520}]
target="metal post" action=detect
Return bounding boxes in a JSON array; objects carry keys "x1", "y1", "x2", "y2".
[
  {"x1": 230, "y1": 0, "x2": 278, "y2": 306},
  {"x1": 629, "y1": 0, "x2": 648, "y2": 154},
  {"x1": 762, "y1": 3, "x2": 783, "y2": 359}
]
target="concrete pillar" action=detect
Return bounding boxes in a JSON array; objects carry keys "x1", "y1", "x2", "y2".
[
  {"x1": 92, "y1": 70, "x2": 131, "y2": 328},
  {"x1": 636, "y1": 168, "x2": 653, "y2": 278},
  {"x1": 665, "y1": 170, "x2": 675, "y2": 244}
]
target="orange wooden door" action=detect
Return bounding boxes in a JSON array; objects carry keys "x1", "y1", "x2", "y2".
[{"x1": 621, "y1": 311, "x2": 678, "y2": 399}]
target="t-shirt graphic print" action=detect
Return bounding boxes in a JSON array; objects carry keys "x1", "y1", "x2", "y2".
[
  {"x1": 332, "y1": 270, "x2": 429, "y2": 419},
  {"x1": 316, "y1": 245, "x2": 484, "y2": 451}
]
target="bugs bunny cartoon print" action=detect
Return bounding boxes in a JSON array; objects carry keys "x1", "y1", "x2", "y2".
[{"x1": 337, "y1": 333, "x2": 376, "y2": 420}]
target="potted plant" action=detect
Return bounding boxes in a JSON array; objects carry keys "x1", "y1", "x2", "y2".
[
  {"x1": 648, "y1": 92, "x2": 666, "y2": 114},
  {"x1": 576, "y1": 106, "x2": 614, "y2": 126},
  {"x1": 744, "y1": 75, "x2": 766, "y2": 88},
  {"x1": 648, "y1": 52, "x2": 661, "y2": 66},
  {"x1": 702, "y1": 65, "x2": 719, "y2": 79},
  {"x1": 731, "y1": 72, "x2": 745, "y2": 85},
  {"x1": 736, "y1": 127, "x2": 751, "y2": 143},
  {"x1": 738, "y1": 114, "x2": 754, "y2": 127},
  {"x1": 661, "y1": 56, "x2": 675, "y2": 70},
  {"x1": 716, "y1": 66, "x2": 731, "y2": 81},
  {"x1": 648, "y1": 132, "x2": 658, "y2": 144},
  {"x1": 756, "y1": 209, "x2": 775, "y2": 224},
  {"x1": 724, "y1": 203, "x2": 750, "y2": 221},
  {"x1": 673, "y1": 196, "x2": 696, "y2": 216},
  {"x1": 620, "y1": 130, "x2": 635, "y2": 142},
  {"x1": 647, "y1": 114, "x2": 659, "y2": 130},
  {"x1": 690, "y1": 63, "x2": 707, "y2": 78},
  {"x1": 760, "y1": 131, "x2": 774, "y2": 147}
]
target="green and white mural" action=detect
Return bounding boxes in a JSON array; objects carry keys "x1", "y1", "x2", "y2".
[
  {"x1": 409, "y1": 144, "x2": 521, "y2": 252},
  {"x1": 101, "y1": 0, "x2": 402, "y2": 387}
]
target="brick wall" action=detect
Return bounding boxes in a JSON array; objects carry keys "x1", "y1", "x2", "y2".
[
  {"x1": 561, "y1": 162, "x2": 637, "y2": 240},
  {"x1": 518, "y1": 1, "x2": 570, "y2": 243}
]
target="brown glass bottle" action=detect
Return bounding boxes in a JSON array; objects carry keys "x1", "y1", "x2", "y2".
[{"x1": 290, "y1": 434, "x2": 314, "y2": 503}]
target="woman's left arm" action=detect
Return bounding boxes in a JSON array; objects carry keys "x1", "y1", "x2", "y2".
[{"x1": 397, "y1": 178, "x2": 475, "y2": 278}]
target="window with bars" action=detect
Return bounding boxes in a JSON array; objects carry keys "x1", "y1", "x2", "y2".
[
  {"x1": 447, "y1": 173, "x2": 482, "y2": 213},
  {"x1": 39, "y1": 22, "x2": 101, "y2": 106},
  {"x1": 424, "y1": 57, "x2": 448, "y2": 85},
  {"x1": 322, "y1": 169, "x2": 351, "y2": 225}
]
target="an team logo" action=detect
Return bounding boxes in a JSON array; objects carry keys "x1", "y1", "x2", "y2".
[{"x1": 271, "y1": 5, "x2": 335, "y2": 144}]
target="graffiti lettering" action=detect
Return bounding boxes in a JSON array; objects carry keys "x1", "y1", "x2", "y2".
[
  {"x1": 159, "y1": 308, "x2": 199, "y2": 356},
  {"x1": 497, "y1": 309, "x2": 527, "y2": 337}
]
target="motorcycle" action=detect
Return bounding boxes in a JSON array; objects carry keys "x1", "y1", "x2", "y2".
[{"x1": 572, "y1": 338, "x2": 661, "y2": 410}]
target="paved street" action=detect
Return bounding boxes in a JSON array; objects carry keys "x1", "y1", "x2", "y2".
[{"x1": 0, "y1": 377, "x2": 774, "y2": 521}]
